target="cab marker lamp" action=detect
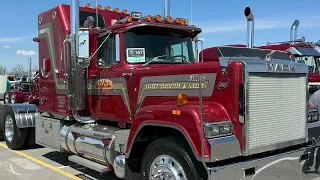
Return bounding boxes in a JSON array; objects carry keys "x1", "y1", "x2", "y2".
[
  {"x1": 164, "y1": 16, "x2": 172, "y2": 22},
  {"x1": 105, "y1": 6, "x2": 111, "y2": 11},
  {"x1": 122, "y1": 9, "x2": 128, "y2": 14},
  {"x1": 204, "y1": 121, "x2": 233, "y2": 138},
  {"x1": 113, "y1": 8, "x2": 119, "y2": 12},
  {"x1": 142, "y1": 15, "x2": 153, "y2": 22},
  {"x1": 153, "y1": 15, "x2": 162, "y2": 21},
  {"x1": 172, "y1": 17, "x2": 181, "y2": 24}
]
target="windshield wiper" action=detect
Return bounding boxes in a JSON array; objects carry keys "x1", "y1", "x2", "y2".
[{"x1": 141, "y1": 55, "x2": 167, "y2": 67}]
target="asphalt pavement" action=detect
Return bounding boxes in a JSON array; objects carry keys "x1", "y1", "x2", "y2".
[{"x1": 0, "y1": 142, "x2": 120, "y2": 180}]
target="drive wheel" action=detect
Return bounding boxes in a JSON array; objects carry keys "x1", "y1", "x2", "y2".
[
  {"x1": 3, "y1": 106, "x2": 28, "y2": 149},
  {"x1": 140, "y1": 137, "x2": 202, "y2": 180},
  {"x1": 0, "y1": 104, "x2": 4, "y2": 140}
]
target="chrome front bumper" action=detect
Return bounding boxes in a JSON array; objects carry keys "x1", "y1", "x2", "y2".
[{"x1": 209, "y1": 145, "x2": 320, "y2": 180}]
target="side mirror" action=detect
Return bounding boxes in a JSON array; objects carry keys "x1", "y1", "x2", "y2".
[{"x1": 78, "y1": 28, "x2": 90, "y2": 61}]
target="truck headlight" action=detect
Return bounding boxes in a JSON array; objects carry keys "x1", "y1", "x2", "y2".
[
  {"x1": 308, "y1": 109, "x2": 319, "y2": 123},
  {"x1": 204, "y1": 121, "x2": 233, "y2": 138}
]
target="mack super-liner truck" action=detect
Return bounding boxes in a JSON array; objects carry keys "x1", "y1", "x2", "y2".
[{"x1": 0, "y1": 1, "x2": 319, "y2": 180}]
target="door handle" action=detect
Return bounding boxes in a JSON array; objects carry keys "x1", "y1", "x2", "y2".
[
  {"x1": 122, "y1": 72, "x2": 132, "y2": 78},
  {"x1": 90, "y1": 74, "x2": 98, "y2": 78}
]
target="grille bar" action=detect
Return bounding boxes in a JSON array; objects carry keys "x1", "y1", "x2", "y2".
[{"x1": 246, "y1": 73, "x2": 307, "y2": 154}]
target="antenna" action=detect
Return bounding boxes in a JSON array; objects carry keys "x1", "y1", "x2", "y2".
[
  {"x1": 190, "y1": 0, "x2": 192, "y2": 24},
  {"x1": 96, "y1": 0, "x2": 99, "y2": 28},
  {"x1": 29, "y1": 57, "x2": 32, "y2": 93}
]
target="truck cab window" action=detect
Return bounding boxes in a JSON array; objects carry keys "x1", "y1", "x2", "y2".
[
  {"x1": 295, "y1": 56, "x2": 319, "y2": 72},
  {"x1": 170, "y1": 42, "x2": 189, "y2": 62},
  {"x1": 96, "y1": 34, "x2": 119, "y2": 67},
  {"x1": 124, "y1": 28, "x2": 195, "y2": 64}
]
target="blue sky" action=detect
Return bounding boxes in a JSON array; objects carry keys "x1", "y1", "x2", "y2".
[{"x1": 1, "y1": 0, "x2": 320, "y2": 70}]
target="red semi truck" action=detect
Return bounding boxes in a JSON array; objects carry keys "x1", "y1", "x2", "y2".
[{"x1": 0, "y1": 2, "x2": 318, "y2": 180}]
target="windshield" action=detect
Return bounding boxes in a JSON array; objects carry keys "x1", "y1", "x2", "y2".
[
  {"x1": 295, "y1": 56, "x2": 320, "y2": 73},
  {"x1": 123, "y1": 28, "x2": 195, "y2": 64}
]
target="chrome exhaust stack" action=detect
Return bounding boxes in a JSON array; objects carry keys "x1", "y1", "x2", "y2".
[
  {"x1": 163, "y1": 0, "x2": 170, "y2": 17},
  {"x1": 290, "y1": 20, "x2": 299, "y2": 42},
  {"x1": 244, "y1": 7, "x2": 254, "y2": 48},
  {"x1": 69, "y1": 0, "x2": 93, "y2": 123}
]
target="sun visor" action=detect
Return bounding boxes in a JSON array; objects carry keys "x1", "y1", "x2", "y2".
[{"x1": 288, "y1": 47, "x2": 320, "y2": 57}]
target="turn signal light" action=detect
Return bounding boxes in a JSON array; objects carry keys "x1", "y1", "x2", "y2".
[
  {"x1": 85, "y1": 3, "x2": 90, "y2": 8},
  {"x1": 176, "y1": 93, "x2": 188, "y2": 106},
  {"x1": 105, "y1": 6, "x2": 111, "y2": 11},
  {"x1": 97, "y1": 5, "x2": 102, "y2": 10}
]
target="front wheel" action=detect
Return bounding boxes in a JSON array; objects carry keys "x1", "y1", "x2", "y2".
[{"x1": 140, "y1": 137, "x2": 203, "y2": 180}]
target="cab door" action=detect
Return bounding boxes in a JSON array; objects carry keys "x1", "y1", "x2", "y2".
[{"x1": 92, "y1": 33, "x2": 132, "y2": 122}]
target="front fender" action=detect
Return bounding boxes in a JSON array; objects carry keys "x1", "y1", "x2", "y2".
[
  {"x1": 126, "y1": 103, "x2": 231, "y2": 160},
  {"x1": 4, "y1": 104, "x2": 39, "y2": 128}
]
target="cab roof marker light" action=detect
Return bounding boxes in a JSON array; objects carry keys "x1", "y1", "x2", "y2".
[
  {"x1": 116, "y1": 16, "x2": 132, "y2": 24},
  {"x1": 171, "y1": 17, "x2": 181, "y2": 24},
  {"x1": 142, "y1": 15, "x2": 152, "y2": 22},
  {"x1": 113, "y1": 8, "x2": 119, "y2": 12},
  {"x1": 105, "y1": 6, "x2": 111, "y2": 11},
  {"x1": 162, "y1": 16, "x2": 172, "y2": 22},
  {"x1": 180, "y1": 18, "x2": 188, "y2": 25},
  {"x1": 153, "y1": 15, "x2": 162, "y2": 21}
]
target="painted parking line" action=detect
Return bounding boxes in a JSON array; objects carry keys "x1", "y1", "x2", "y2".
[{"x1": 0, "y1": 143, "x2": 81, "y2": 180}]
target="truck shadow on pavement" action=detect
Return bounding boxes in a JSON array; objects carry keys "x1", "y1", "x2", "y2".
[{"x1": 42, "y1": 151, "x2": 120, "y2": 180}]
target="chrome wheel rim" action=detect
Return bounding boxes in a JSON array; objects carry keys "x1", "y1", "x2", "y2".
[
  {"x1": 149, "y1": 155, "x2": 187, "y2": 180},
  {"x1": 5, "y1": 115, "x2": 14, "y2": 142},
  {"x1": 4, "y1": 94, "x2": 9, "y2": 104},
  {"x1": 10, "y1": 95, "x2": 15, "y2": 104}
]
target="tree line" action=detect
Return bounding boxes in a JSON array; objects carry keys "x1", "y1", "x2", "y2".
[{"x1": 0, "y1": 64, "x2": 38, "y2": 77}]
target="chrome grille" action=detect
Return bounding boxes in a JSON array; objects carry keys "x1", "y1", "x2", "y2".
[{"x1": 247, "y1": 73, "x2": 307, "y2": 154}]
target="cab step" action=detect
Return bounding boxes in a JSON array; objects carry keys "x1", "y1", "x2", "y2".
[{"x1": 68, "y1": 155, "x2": 110, "y2": 173}]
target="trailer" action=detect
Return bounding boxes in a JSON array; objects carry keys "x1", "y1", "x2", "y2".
[{"x1": 0, "y1": 2, "x2": 318, "y2": 180}]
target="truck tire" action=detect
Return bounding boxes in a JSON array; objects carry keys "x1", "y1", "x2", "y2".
[
  {"x1": 140, "y1": 137, "x2": 203, "y2": 180},
  {"x1": 3, "y1": 106, "x2": 28, "y2": 150},
  {"x1": 0, "y1": 104, "x2": 4, "y2": 140}
]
